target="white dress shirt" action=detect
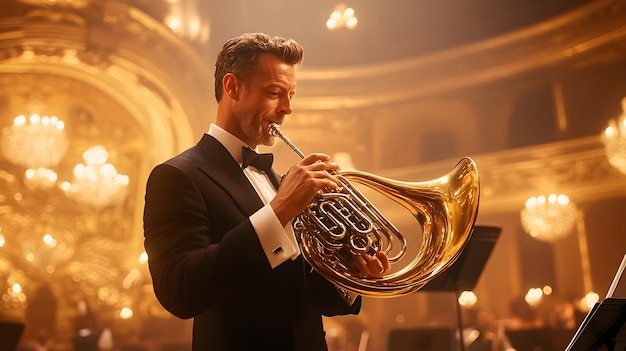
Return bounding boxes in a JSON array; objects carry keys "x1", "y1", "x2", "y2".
[
  {"x1": 208, "y1": 124, "x2": 357, "y2": 305},
  {"x1": 208, "y1": 124, "x2": 301, "y2": 269}
]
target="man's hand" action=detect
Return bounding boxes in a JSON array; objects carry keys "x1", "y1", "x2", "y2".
[
  {"x1": 356, "y1": 251, "x2": 391, "y2": 278},
  {"x1": 270, "y1": 153, "x2": 340, "y2": 226}
]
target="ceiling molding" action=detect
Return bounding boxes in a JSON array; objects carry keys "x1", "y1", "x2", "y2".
[
  {"x1": 294, "y1": 0, "x2": 626, "y2": 110},
  {"x1": 377, "y1": 135, "x2": 626, "y2": 215}
]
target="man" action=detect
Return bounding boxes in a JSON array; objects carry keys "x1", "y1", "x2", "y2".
[{"x1": 143, "y1": 32, "x2": 390, "y2": 351}]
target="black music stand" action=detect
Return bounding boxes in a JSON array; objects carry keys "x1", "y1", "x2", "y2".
[
  {"x1": 419, "y1": 225, "x2": 501, "y2": 351},
  {"x1": 0, "y1": 320, "x2": 25, "y2": 351},
  {"x1": 565, "y1": 298, "x2": 626, "y2": 351}
]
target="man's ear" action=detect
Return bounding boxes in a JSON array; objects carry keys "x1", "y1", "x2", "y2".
[{"x1": 223, "y1": 73, "x2": 240, "y2": 100}]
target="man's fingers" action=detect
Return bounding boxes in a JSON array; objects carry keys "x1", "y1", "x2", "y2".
[
  {"x1": 363, "y1": 253, "x2": 383, "y2": 273},
  {"x1": 301, "y1": 153, "x2": 332, "y2": 164},
  {"x1": 355, "y1": 253, "x2": 386, "y2": 277},
  {"x1": 353, "y1": 252, "x2": 392, "y2": 278},
  {"x1": 376, "y1": 251, "x2": 391, "y2": 273},
  {"x1": 356, "y1": 254, "x2": 369, "y2": 275}
]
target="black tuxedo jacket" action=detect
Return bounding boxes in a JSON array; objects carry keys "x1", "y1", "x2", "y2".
[{"x1": 143, "y1": 134, "x2": 361, "y2": 351}]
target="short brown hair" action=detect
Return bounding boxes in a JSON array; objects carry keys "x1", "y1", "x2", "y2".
[{"x1": 214, "y1": 33, "x2": 304, "y2": 102}]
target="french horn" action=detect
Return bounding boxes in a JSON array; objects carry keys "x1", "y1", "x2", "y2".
[{"x1": 269, "y1": 123, "x2": 480, "y2": 298}]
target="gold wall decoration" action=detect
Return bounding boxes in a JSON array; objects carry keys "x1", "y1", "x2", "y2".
[{"x1": 0, "y1": 0, "x2": 213, "y2": 347}]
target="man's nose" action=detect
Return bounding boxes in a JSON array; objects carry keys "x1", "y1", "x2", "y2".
[{"x1": 280, "y1": 96, "x2": 293, "y2": 115}]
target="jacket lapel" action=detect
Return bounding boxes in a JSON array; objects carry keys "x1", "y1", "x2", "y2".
[{"x1": 196, "y1": 134, "x2": 265, "y2": 216}]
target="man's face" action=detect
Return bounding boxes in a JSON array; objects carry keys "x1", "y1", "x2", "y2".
[{"x1": 231, "y1": 53, "x2": 296, "y2": 148}]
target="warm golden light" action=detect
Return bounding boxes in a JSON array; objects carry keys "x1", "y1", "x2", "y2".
[
  {"x1": 458, "y1": 290, "x2": 478, "y2": 306},
  {"x1": 63, "y1": 146, "x2": 129, "y2": 208},
  {"x1": 602, "y1": 97, "x2": 626, "y2": 174},
  {"x1": 24, "y1": 168, "x2": 58, "y2": 189},
  {"x1": 119, "y1": 307, "x2": 134, "y2": 319},
  {"x1": 542, "y1": 285, "x2": 553, "y2": 295},
  {"x1": 525, "y1": 287, "x2": 543, "y2": 306},
  {"x1": 578, "y1": 291, "x2": 600, "y2": 312},
  {"x1": 138, "y1": 252, "x2": 149, "y2": 265},
  {"x1": 326, "y1": 3, "x2": 358, "y2": 30},
  {"x1": 166, "y1": 16, "x2": 182, "y2": 33},
  {"x1": 345, "y1": 16, "x2": 358, "y2": 29},
  {"x1": 11, "y1": 282, "x2": 22, "y2": 294},
  {"x1": 1, "y1": 114, "x2": 68, "y2": 169},
  {"x1": 122, "y1": 268, "x2": 141, "y2": 289},
  {"x1": 163, "y1": 0, "x2": 209, "y2": 42},
  {"x1": 2, "y1": 279, "x2": 27, "y2": 309},
  {"x1": 520, "y1": 193, "x2": 577, "y2": 241},
  {"x1": 42, "y1": 233, "x2": 57, "y2": 248}
]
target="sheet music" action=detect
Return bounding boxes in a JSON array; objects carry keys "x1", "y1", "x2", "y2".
[{"x1": 606, "y1": 254, "x2": 626, "y2": 299}]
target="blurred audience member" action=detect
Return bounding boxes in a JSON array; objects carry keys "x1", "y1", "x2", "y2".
[
  {"x1": 508, "y1": 295, "x2": 544, "y2": 330},
  {"x1": 22, "y1": 328, "x2": 54, "y2": 351},
  {"x1": 545, "y1": 299, "x2": 577, "y2": 330},
  {"x1": 464, "y1": 309, "x2": 516, "y2": 351}
]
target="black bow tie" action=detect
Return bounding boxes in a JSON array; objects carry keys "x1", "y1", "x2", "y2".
[
  {"x1": 242, "y1": 147, "x2": 280, "y2": 189},
  {"x1": 242, "y1": 146, "x2": 273, "y2": 169}
]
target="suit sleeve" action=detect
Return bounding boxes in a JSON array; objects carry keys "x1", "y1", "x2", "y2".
[
  {"x1": 307, "y1": 268, "x2": 362, "y2": 317},
  {"x1": 143, "y1": 163, "x2": 271, "y2": 319}
]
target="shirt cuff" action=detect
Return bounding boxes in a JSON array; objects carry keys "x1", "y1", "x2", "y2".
[{"x1": 250, "y1": 204, "x2": 301, "y2": 269}]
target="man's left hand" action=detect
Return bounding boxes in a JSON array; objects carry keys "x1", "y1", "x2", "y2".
[{"x1": 356, "y1": 251, "x2": 391, "y2": 278}]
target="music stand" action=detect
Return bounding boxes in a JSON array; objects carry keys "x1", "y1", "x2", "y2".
[
  {"x1": 0, "y1": 320, "x2": 25, "y2": 351},
  {"x1": 419, "y1": 225, "x2": 501, "y2": 351},
  {"x1": 566, "y1": 254, "x2": 626, "y2": 351},
  {"x1": 564, "y1": 298, "x2": 626, "y2": 351}
]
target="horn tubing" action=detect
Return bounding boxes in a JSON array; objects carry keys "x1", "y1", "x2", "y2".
[{"x1": 268, "y1": 122, "x2": 480, "y2": 297}]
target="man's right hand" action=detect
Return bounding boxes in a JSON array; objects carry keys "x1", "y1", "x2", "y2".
[{"x1": 270, "y1": 153, "x2": 340, "y2": 226}]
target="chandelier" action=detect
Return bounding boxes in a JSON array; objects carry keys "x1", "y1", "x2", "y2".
[
  {"x1": 61, "y1": 146, "x2": 129, "y2": 208},
  {"x1": 602, "y1": 97, "x2": 626, "y2": 175},
  {"x1": 24, "y1": 167, "x2": 58, "y2": 190},
  {"x1": 1, "y1": 114, "x2": 68, "y2": 169},
  {"x1": 327, "y1": 3, "x2": 358, "y2": 30},
  {"x1": 12, "y1": 213, "x2": 77, "y2": 280},
  {"x1": 520, "y1": 194, "x2": 577, "y2": 242},
  {"x1": 0, "y1": 115, "x2": 139, "y2": 329}
]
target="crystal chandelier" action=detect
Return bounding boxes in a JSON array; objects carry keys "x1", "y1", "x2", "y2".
[
  {"x1": 24, "y1": 168, "x2": 58, "y2": 190},
  {"x1": 1, "y1": 114, "x2": 68, "y2": 169},
  {"x1": 61, "y1": 146, "x2": 129, "y2": 208},
  {"x1": 520, "y1": 194, "x2": 577, "y2": 242},
  {"x1": 602, "y1": 98, "x2": 626, "y2": 175},
  {"x1": 326, "y1": 3, "x2": 358, "y2": 30},
  {"x1": 17, "y1": 227, "x2": 76, "y2": 279}
]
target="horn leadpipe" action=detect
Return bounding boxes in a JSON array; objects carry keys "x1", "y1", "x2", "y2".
[{"x1": 269, "y1": 123, "x2": 305, "y2": 159}]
